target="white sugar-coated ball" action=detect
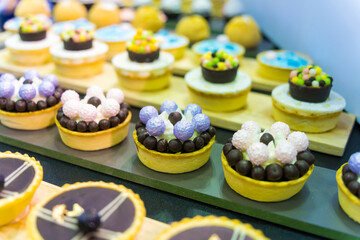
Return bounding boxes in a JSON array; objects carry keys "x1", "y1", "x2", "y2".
[
  {"x1": 241, "y1": 121, "x2": 261, "y2": 134},
  {"x1": 61, "y1": 90, "x2": 80, "y2": 104},
  {"x1": 270, "y1": 122, "x2": 290, "y2": 138},
  {"x1": 86, "y1": 86, "x2": 104, "y2": 98},
  {"x1": 232, "y1": 129, "x2": 252, "y2": 151},
  {"x1": 79, "y1": 104, "x2": 98, "y2": 122},
  {"x1": 287, "y1": 131, "x2": 309, "y2": 152},
  {"x1": 275, "y1": 141, "x2": 297, "y2": 164},
  {"x1": 247, "y1": 142, "x2": 269, "y2": 166},
  {"x1": 101, "y1": 99, "x2": 120, "y2": 117},
  {"x1": 106, "y1": 88, "x2": 124, "y2": 104},
  {"x1": 63, "y1": 100, "x2": 80, "y2": 119}
]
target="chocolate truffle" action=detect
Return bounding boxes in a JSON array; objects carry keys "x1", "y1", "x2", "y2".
[
  {"x1": 297, "y1": 151, "x2": 315, "y2": 166},
  {"x1": 87, "y1": 96, "x2": 101, "y2": 107},
  {"x1": 342, "y1": 172, "x2": 357, "y2": 185},
  {"x1": 156, "y1": 139, "x2": 168, "y2": 152},
  {"x1": 59, "y1": 116, "x2": 70, "y2": 128},
  {"x1": 66, "y1": 119, "x2": 77, "y2": 131},
  {"x1": 88, "y1": 121, "x2": 99, "y2": 132},
  {"x1": 284, "y1": 164, "x2": 300, "y2": 180},
  {"x1": 47, "y1": 95, "x2": 57, "y2": 107},
  {"x1": 347, "y1": 180, "x2": 360, "y2": 195},
  {"x1": 235, "y1": 160, "x2": 252, "y2": 176},
  {"x1": 183, "y1": 140, "x2": 195, "y2": 153},
  {"x1": 118, "y1": 109, "x2": 128, "y2": 122},
  {"x1": 37, "y1": 100, "x2": 47, "y2": 110},
  {"x1": 295, "y1": 160, "x2": 309, "y2": 176},
  {"x1": 0, "y1": 98, "x2": 8, "y2": 109},
  {"x1": 138, "y1": 132, "x2": 149, "y2": 144},
  {"x1": 136, "y1": 127, "x2": 147, "y2": 135},
  {"x1": 226, "y1": 149, "x2": 243, "y2": 167},
  {"x1": 120, "y1": 102, "x2": 131, "y2": 110},
  {"x1": 260, "y1": 133, "x2": 274, "y2": 145},
  {"x1": 342, "y1": 163, "x2": 350, "y2": 175},
  {"x1": 15, "y1": 100, "x2": 26, "y2": 112},
  {"x1": 223, "y1": 143, "x2": 234, "y2": 155},
  {"x1": 99, "y1": 119, "x2": 110, "y2": 130},
  {"x1": 194, "y1": 136, "x2": 205, "y2": 149},
  {"x1": 109, "y1": 116, "x2": 120, "y2": 127},
  {"x1": 207, "y1": 126, "x2": 216, "y2": 137},
  {"x1": 135, "y1": 121, "x2": 145, "y2": 130},
  {"x1": 5, "y1": 100, "x2": 15, "y2": 111},
  {"x1": 26, "y1": 101, "x2": 37, "y2": 112},
  {"x1": 77, "y1": 121, "x2": 87, "y2": 132},
  {"x1": 168, "y1": 112, "x2": 182, "y2": 125},
  {"x1": 251, "y1": 166, "x2": 266, "y2": 180},
  {"x1": 200, "y1": 132, "x2": 211, "y2": 145},
  {"x1": 56, "y1": 112, "x2": 64, "y2": 121},
  {"x1": 54, "y1": 91, "x2": 62, "y2": 101},
  {"x1": 144, "y1": 136, "x2": 157, "y2": 150},
  {"x1": 168, "y1": 139, "x2": 182, "y2": 153},
  {"x1": 266, "y1": 164, "x2": 283, "y2": 182}
]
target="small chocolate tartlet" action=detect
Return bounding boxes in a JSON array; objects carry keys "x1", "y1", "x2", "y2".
[
  {"x1": 127, "y1": 48, "x2": 160, "y2": 63},
  {"x1": 19, "y1": 30, "x2": 47, "y2": 42},
  {"x1": 64, "y1": 38, "x2": 93, "y2": 51},
  {"x1": 201, "y1": 64, "x2": 239, "y2": 84},
  {"x1": 289, "y1": 80, "x2": 332, "y2": 103}
]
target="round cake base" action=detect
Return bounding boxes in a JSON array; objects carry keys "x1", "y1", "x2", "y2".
[{"x1": 7, "y1": 48, "x2": 51, "y2": 66}]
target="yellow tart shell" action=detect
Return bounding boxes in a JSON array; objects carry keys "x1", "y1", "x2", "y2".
[
  {"x1": 156, "y1": 215, "x2": 269, "y2": 240},
  {"x1": 26, "y1": 181, "x2": 146, "y2": 240},
  {"x1": 256, "y1": 50, "x2": 313, "y2": 82},
  {"x1": 52, "y1": 56, "x2": 106, "y2": 78},
  {"x1": 336, "y1": 164, "x2": 360, "y2": 224},
  {"x1": 7, "y1": 47, "x2": 51, "y2": 66},
  {"x1": 221, "y1": 153, "x2": 314, "y2": 202},
  {"x1": 0, "y1": 102, "x2": 62, "y2": 130},
  {"x1": 55, "y1": 111, "x2": 131, "y2": 151},
  {"x1": 0, "y1": 151, "x2": 43, "y2": 226},
  {"x1": 133, "y1": 130, "x2": 215, "y2": 174}
]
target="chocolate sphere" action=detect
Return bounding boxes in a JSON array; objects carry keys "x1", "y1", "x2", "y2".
[
  {"x1": 183, "y1": 140, "x2": 195, "y2": 153},
  {"x1": 235, "y1": 160, "x2": 252, "y2": 176},
  {"x1": 342, "y1": 172, "x2": 357, "y2": 185},
  {"x1": 156, "y1": 139, "x2": 168, "y2": 152},
  {"x1": 194, "y1": 136, "x2": 205, "y2": 149},
  {"x1": 26, "y1": 101, "x2": 37, "y2": 112},
  {"x1": 144, "y1": 136, "x2": 157, "y2": 150},
  {"x1": 118, "y1": 109, "x2": 128, "y2": 123},
  {"x1": 88, "y1": 121, "x2": 99, "y2": 132},
  {"x1": 56, "y1": 111, "x2": 64, "y2": 121},
  {"x1": 136, "y1": 127, "x2": 147, "y2": 135},
  {"x1": 200, "y1": 132, "x2": 211, "y2": 145},
  {"x1": 5, "y1": 100, "x2": 15, "y2": 111},
  {"x1": 66, "y1": 119, "x2": 77, "y2": 131},
  {"x1": 37, "y1": 100, "x2": 47, "y2": 110},
  {"x1": 222, "y1": 143, "x2": 234, "y2": 155},
  {"x1": 55, "y1": 86, "x2": 65, "y2": 93},
  {"x1": 47, "y1": 96, "x2": 57, "y2": 107},
  {"x1": 77, "y1": 121, "x2": 87, "y2": 132},
  {"x1": 342, "y1": 163, "x2": 350, "y2": 175},
  {"x1": 135, "y1": 121, "x2": 145, "y2": 130},
  {"x1": 297, "y1": 151, "x2": 315, "y2": 166},
  {"x1": 99, "y1": 119, "x2": 110, "y2": 130},
  {"x1": 260, "y1": 133, "x2": 274, "y2": 145},
  {"x1": 59, "y1": 116, "x2": 70, "y2": 128},
  {"x1": 0, "y1": 98, "x2": 7, "y2": 109},
  {"x1": 251, "y1": 166, "x2": 266, "y2": 180},
  {"x1": 87, "y1": 96, "x2": 101, "y2": 107},
  {"x1": 15, "y1": 100, "x2": 26, "y2": 112},
  {"x1": 108, "y1": 116, "x2": 119, "y2": 127},
  {"x1": 347, "y1": 180, "x2": 360, "y2": 195},
  {"x1": 120, "y1": 102, "x2": 131, "y2": 110},
  {"x1": 266, "y1": 164, "x2": 283, "y2": 182},
  {"x1": 295, "y1": 160, "x2": 310, "y2": 176},
  {"x1": 284, "y1": 164, "x2": 300, "y2": 180},
  {"x1": 168, "y1": 112, "x2": 182, "y2": 125},
  {"x1": 23, "y1": 79, "x2": 33, "y2": 84},
  {"x1": 207, "y1": 126, "x2": 216, "y2": 137},
  {"x1": 138, "y1": 132, "x2": 149, "y2": 144},
  {"x1": 226, "y1": 149, "x2": 243, "y2": 167},
  {"x1": 54, "y1": 91, "x2": 62, "y2": 100},
  {"x1": 168, "y1": 139, "x2": 182, "y2": 153}
]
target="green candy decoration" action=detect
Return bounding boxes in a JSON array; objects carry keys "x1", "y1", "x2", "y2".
[
  {"x1": 315, "y1": 75, "x2": 322, "y2": 81},
  {"x1": 324, "y1": 78, "x2": 331, "y2": 85},
  {"x1": 297, "y1": 79, "x2": 305, "y2": 86}
]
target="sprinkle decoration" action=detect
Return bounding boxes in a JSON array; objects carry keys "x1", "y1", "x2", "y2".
[
  {"x1": 200, "y1": 49, "x2": 238, "y2": 71},
  {"x1": 289, "y1": 65, "x2": 332, "y2": 88},
  {"x1": 126, "y1": 29, "x2": 160, "y2": 54},
  {"x1": 61, "y1": 28, "x2": 94, "y2": 42},
  {"x1": 19, "y1": 15, "x2": 47, "y2": 33}
]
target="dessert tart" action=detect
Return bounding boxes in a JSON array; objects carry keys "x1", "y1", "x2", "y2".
[
  {"x1": 0, "y1": 151, "x2": 43, "y2": 226},
  {"x1": 131, "y1": 6, "x2": 165, "y2": 33},
  {"x1": 52, "y1": 18, "x2": 95, "y2": 35},
  {"x1": 272, "y1": 65, "x2": 346, "y2": 133},
  {"x1": 134, "y1": 101, "x2": 216, "y2": 174},
  {"x1": 155, "y1": 30, "x2": 189, "y2": 60},
  {"x1": 27, "y1": 181, "x2": 146, "y2": 240},
  {"x1": 50, "y1": 28, "x2": 108, "y2": 78},
  {"x1": 156, "y1": 216, "x2": 269, "y2": 240},
  {"x1": 191, "y1": 39, "x2": 245, "y2": 64},
  {"x1": 175, "y1": 15, "x2": 210, "y2": 43},
  {"x1": 112, "y1": 29, "x2": 174, "y2": 91},
  {"x1": 55, "y1": 86, "x2": 131, "y2": 151},
  {"x1": 185, "y1": 50, "x2": 251, "y2": 112},
  {"x1": 95, "y1": 24, "x2": 136, "y2": 61},
  {"x1": 222, "y1": 121, "x2": 315, "y2": 202},
  {"x1": 5, "y1": 15, "x2": 58, "y2": 66},
  {"x1": 336, "y1": 152, "x2": 360, "y2": 224},
  {"x1": 0, "y1": 70, "x2": 64, "y2": 130},
  {"x1": 257, "y1": 50, "x2": 312, "y2": 82}
]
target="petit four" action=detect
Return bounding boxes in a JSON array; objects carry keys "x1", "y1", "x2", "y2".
[
  {"x1": 175, "y1": 15, "x2": 210, "y2": 43},
  {"x1": 112, "y1": 29, "x2": 174, "y2": 91},
  {"x1": 222, "y1": 121, "x2": 315, "y2": 202},
  {"x1": 0, "y1": 151, "x2": 43, "y2": 226},
  {"x1": 155, "y1": 30, "x2": 189, "y2": 60},
  {"x1": 134, "y1": 101, "x2": 216, "y2": 173},
  {"x1": 53, "y1": 0, "x2": 87, "y2": 22},
  {"x1": 272, "y1": 65, "x2": 346, "y2": 132},
  {"x1": 185, "y1": 50, "x2": 251, "y2": 112},
  {"x1": 0, "y1": 70, "x2": 64, "y2": 130},
  {"x1": 55, "y1": 86, "x2": 131, "y2": 151},
  {"x1": 88, "y1": 1, "x2": 121, "y2": 28},
  {"x1": 132, "y1": 6, "x2": 165, "y2": 33},
  {"x1": 27, "y1": 181, "x2": 145, "y2": 240}
]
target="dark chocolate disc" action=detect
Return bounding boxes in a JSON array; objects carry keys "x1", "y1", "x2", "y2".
[
  {"x1": 118, "y1": 109, "x2": 128, "y2": 123},
  {"x1": 207, "y1": 126, "x2": 216, "y2": 137},
  {"x1": 5, "y1": 100, "x2": 15, "y2": 111},
  {"x1": 168, "y1": 112, "x2": 182, "y2": 125},
  {"x1": 135, "y1": 121, "x2": 145, "y2": 130},
  {"x1": 297, "y1": 151, "x2": 315, "y2": 166},
  {"x1": 120, "y1": 102, "x2": 131, "y2": 110},
  {"x1": 168, "y1": 139, "x2": 182, "y2": 153},
  {"x1": 87, "y1": 97, "x2": 101, "y2": 107},
  {"x1": 251, "y1": 166, "x2": 266, "y2": 180},
  {"x1": 235, "y1": 160, "x2": 252, "y2": 176},
  {"x1": 77, "y1": 121, "x2": 87, "y2": 132},
  {"x1": 342, "y1": 172, "x2": 357, "y2": 185},
  {"x1": 0, "y1": 98, "x2": 7, "y2": 109},
  {"x1": 66, "y1": 119, "x2": 77, "y2": 131},
  {"x1": 46, "y1": 96, "x2": 57, "y2": 107},
  {"x1": 99, "y1": 119, "x2": 110, "y2": 130},
  {"x1": 144, "y1": 136, "x2": 157, "y2": 150},
  {"x1": 59, "y1": 116, "x2": 70, "y2": 128},
  {"x1": 226, "y1": 149, "x2": 242, "y2": 167},
  {"x1": 222, "y1": 143, "x2": 234, "y2": 155},
  {"x1": 77, "y1": 210, "x2": 101, "y2": 233},
  {"x1": 23, "y1": 79, "x2": 33, "y2": 84},
  {"x1": 260, "y1": 133, "x2": 274, "y2": 145},
  {"x1": 156, "y1": 139, "x2": 168, "y2": 152},
  {"x1": 295, "y1": 160, "x2": 310, "y2": 176},
  {"x1": 15, "y1": 100, "x2": 26, "y2": 112},
  {"x1": 283, "y1": 164, "x2": 300, "y2": 180},
  {"x1": 266, "y1": 164, "x2": 283, "y2": 182},
  {"x1": 109, "y1": 116, "x2": 120, "y2": 127},
  {"x1": 88, "y1": 121, "x2": 99, "y2": 132},
  {"x1": 200, "y1": 132, "x2": 211, "y2": 145},
  {"x1": 26, "y1": 101, "x2": 37, "y2": 112},
  {"x1": 342, "y1": 163, "x2": 350, "y2": 175},
  {"x1": 194, "y1": 136, "x2": 205, "y2": 149},
  {"x1": 37, "y1": 100, "x2": 47, "y2": 110},
  {"x1": 347, "y1": 180, "x2": 360, "y2": 195},
  {"x1": 183, "y1": 140, "x2": 195, "y2": 153}
]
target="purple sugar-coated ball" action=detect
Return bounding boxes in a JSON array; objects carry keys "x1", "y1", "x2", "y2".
[
  {"x1": 193, "y1": 113, "x2": 210, "y2": 132},
  {"x1": 349, "y1": 152, "x2": 360, "y2": 175},
  {"x1": 146, "y1": 116, "x2": 166, "y2": 136},
  {"x1": 38, "y1": 81, "x2": 55, "y2": 97},
  {"x1": 43, "y1": 74, "x2": 58, "y2": 87},
  {"x1": 19, "y1": 84, "x2": 36, "y2": 100},
  {"x1": 174, "y1": 120, "x2": 195, "y2": 141},
  {"x1": 184, "y1": 104, "x2": 202, "y2": 117},
  {"x1": 0, "y1": 73, "x2": 16, "y2": 83},
  {"x1": 0, "y1": 81, "x2": 15, "y2": 98},
  {"x1": 23, "y1": 69, "x2": 40, "y2": 80},
  {"x1": 160, "y1": 100, "x2": 178, "y2": 114},
  {"x1": 139, "y1": 106, "x2": 158, "y2": 124}
]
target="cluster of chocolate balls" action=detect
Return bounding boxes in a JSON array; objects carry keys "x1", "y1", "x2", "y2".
[
  {"x1": 223, "y1": 121, "x2": 315, "y2": 182},
  {"x1": 201, "y1": 49, "x2": 238, "y2": 71},
  {"x1": 342, "y1": 152, "x2": 360, "y2": 198},
  {"x1": 289, "y1": 65, "x2": 333, "y2": 88},
  {"x1": 0, "y1": 70, "x2": 63, "y2": 113}
]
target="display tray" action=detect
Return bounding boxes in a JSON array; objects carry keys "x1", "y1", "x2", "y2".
[
  {"x1": 0, "y1": 124, "x2": 359, "y2": 240},
  {"x1": 0, "y1": 181, "x2": 168, "y2": 240}
]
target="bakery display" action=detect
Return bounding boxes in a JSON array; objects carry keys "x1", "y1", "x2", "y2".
[
  {"x1": 257, "y1": 50, "x2": 313, "y2": 82},
  {"x1": 0, "y1": 70, "x2": 64, "y2": 130},
  {"x1": 55, "y1": 86, "x2": 131, "y2": 151},
  {"x1": 134, "y1": 100, "x2": 216, "y2": 173},
  {"x1": 155, "y1": 29, "x2": 189, "y2": 60},
  {"x1": 132, "y1": 6, "x2": 165, "y2": 33},
  {"x1": 337, "y1": 152, "x2": 360, "y2": 224},
  {"x1": 50, "y1": 28, "x2": 108, "y2": 78},
  {"x1": 27, "y1": 181, "x2": 145, "y2": 240},
  {"x1": 185, "y1": 49, "x2": 251, "y2": 112},
  {"x1": 175, "y1": 15, "x2": 210, "y2": 43},
  {"x1": 112, "y1": 29, "x2": 174, "y2": 91},
  {"x1": 5, "y1": 15, "x2": 58, "y2": 66},
  {"x1": 156, "y1": 215, "x2": 269, "y2": 240},
  {"x1": 0, "y1": 151, "x2": 43, "y2": 226},
  {"x1": 95, "y1": 23, "x2": 136, "y2": 61},
  {"x1": 272, "y1": 65, "x2": 346, "y2": 133},
  {"x1": 222, "y1": 121, "x2": 315, "y2": 202},
  {"x1": 88, "y1": 1, "x2": 121, "y2": 28},
  {"x1": 224, "y1": 15, "x2": 262, "y2": 49},
  {"x1": 53, "y1": 0, "x2": 87, "y2": 22}
]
